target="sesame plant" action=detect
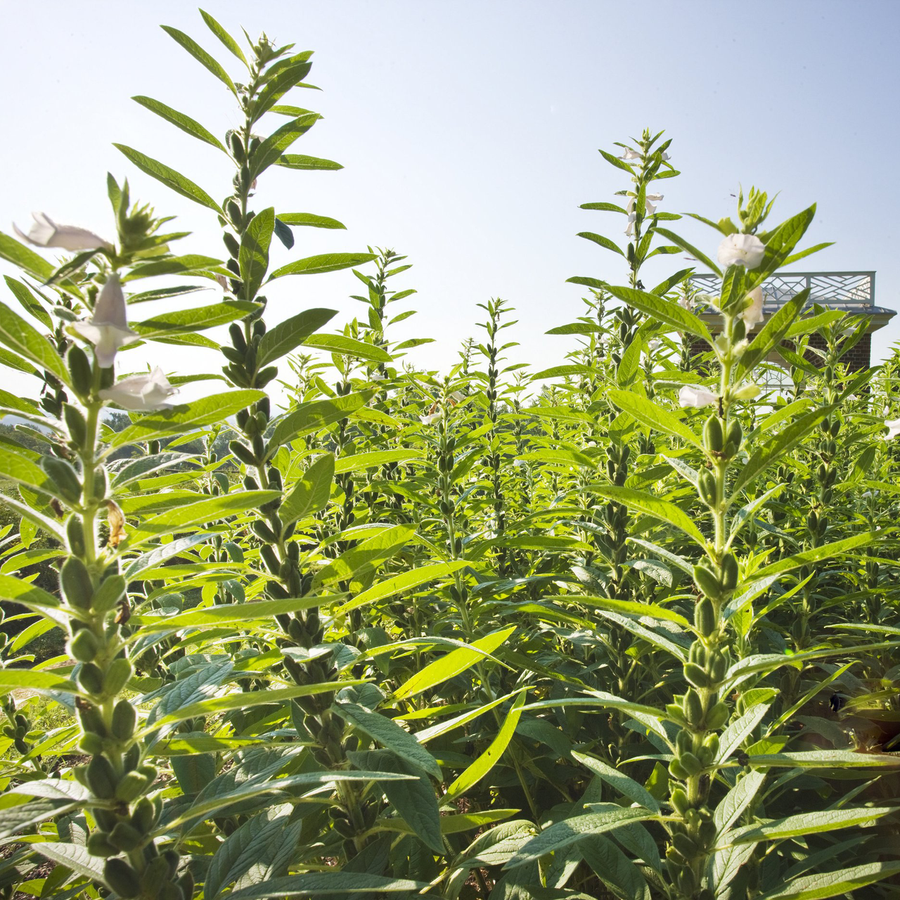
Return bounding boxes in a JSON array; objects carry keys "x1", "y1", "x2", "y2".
[{"x1": 1, "y1": 10, "x2": 900, "y2": 900}]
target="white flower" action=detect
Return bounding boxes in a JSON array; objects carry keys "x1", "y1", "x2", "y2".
[
  {"x1": 678, "y1": 293, "x2": 693, "y2": 310},
  {"x1": 99, "y1": 367, "x2": 177, "y2": 411},
  {"x1": 625, "y1": 212, "x2": 636, "y2": 237},
  {"x1": 885, "y1": 418, "x2": 900, "y2": 440},
  {"x1": 619, "y1": 148, "x2": 642, "y2": 161},
  {"x1": 679, "y1": 385, "x2": 717, "y2": 408},
  {"x1": 741, "y1": 287, "x2": 765, "y2": 328},
  {"x1": 626, "y1": 193, "x2": 664, "y2": 216},
  {"x1": 660, "y1": 151, "x2": 671, "y2": 161},
  {"x1": 717, "y1": 233, "x2": 765, "y2": 269},
  {"x1": 647, "y1": 339, "x2": 661, "y2": 352},
  {"x1": 13, "y1": 212, "x2": 112, "y2": 252},
  {"x1": 420, "y1": 413, "x2": 439, "y2": 425},
  {"x1": 71, "y1": 274, "x2": 138, "y2": 368}
]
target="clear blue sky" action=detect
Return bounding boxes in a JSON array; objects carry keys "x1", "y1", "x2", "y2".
[{"x1": 2, "y1": 0, "x2": 898, "y2": 397}]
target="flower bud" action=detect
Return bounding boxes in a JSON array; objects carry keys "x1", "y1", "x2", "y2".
[
  {"x1": 732, "y1": 383, "x2": 760, "y2": 402},
  {"x1": 703, "y1": 415, "x2": 724, "y2": 453}
]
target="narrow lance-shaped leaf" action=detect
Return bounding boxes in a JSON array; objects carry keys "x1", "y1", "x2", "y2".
[
  {"x1": 160, "y1": 25, "x2": 237, "y2": 93},
  {"x1": 131, "y1": 96, "x2": 227, "y2": 151},
  {"x1": 605, "y1": 284, "x2": 713, "y2": 340},
  {"x1": 256, "y1": 308, "x2": 336, "y2": 368},
  {"x1": 239, "y1": 208, "x2": 275, "y2": 301}
]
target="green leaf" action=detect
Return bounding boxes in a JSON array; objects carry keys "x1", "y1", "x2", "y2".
[
  {"x1": 333, "y1": 701, "x2": 442, "y2": 780},
  {"x1": 0, "y1": 232, "x2": 55, "y2": 281},
  {"x1": 303, "y1": 333, "x2": 392, "y2": 362},
  {"x1": 199, "y1": 9, "x2": 248, "y2": 66},
  {"x1": 0, "y1": 302, "x2": 69, "y2": 384},
  {"x1": 276, "y1": 154, "x2": 343, "y2": 171},
  {"x1": 604, "y1": 285, "x2": 712, "y2": 340},
  {"x1": 593, "y1": 485, "x2": 706, "y2": 546},
  {"x1": 607, "y1": 389, "x2": 703, "y2": 450},
  {"x1": 238, "y1": 208, "x2": 275, "y2": 302},
  {"x1": 751, "y1": 205, "x2": 816, "y2": 282},
  {"x1": 395, "y1": 627, "x2": 516, "y2": 701},
  {"x1": 752, "y1": 532, "x2": 876, "y2": 580},
  {"x1": 4, "y1": 276, "x2": 52, "y2": 328},
  {"x1": 131, "y1": 595, "x2": 331, "y2": 632},
  {"x1": 748, "y1": 750, "x2": 900, "y2": 769},
  {"x1": 32, "y1": 842, "x2": 107, "y2": 883},
  {"x1": 0, "y1": 669, "x2": 77, "y2": 697},
  {"x1": 114, "y1": 144, "x2": 223, "y2": 214},
  {"x1": 160, "y1": 25, "x2": 236, "y2": 93},
  {"x1": 133, "y1": 300, "x2": 256, "y2": 338},
  {"x1": 735, "y1": 290, "x2": 808, "y2": 380},
  {"x1": 714, "y1": 770, "x2": 766, "y2": 834},
  {"x1": 577, "y1": 232, "x2": 624, "y2": 257},
  {"x1": 580, "y1": 834, "x2": 650, "y2": 900},
  {"x1": 505, "y1": 805, "x2": 655, "y2": 869},
  {"x1": 253, "y1": 55, "x2": 314, "y2": 120},
  {"x1": 445, "y1": 693, "x2": 526, "y2": 800},
  {"x1": 277, "y1": 211, "x2": 346, "y2": 230},
  {"x1": 755, "y1": 863, "x2": 900, "y2": 900},
  {"x1": 132, "y1": 96, "x2": 226, "y2": 151},
  {"x1": 334, "y1": 449, "x2": 425, "y2": 475},
  {"x1": 572, "y1": 752, "x2": 660, "y2": 812},
  {"x1": 733, "y1": 806, "x2": 893, "y2": 845},
  {"x1": 270, "y1": 252, "x2": 376, "y2": 279},
  {"x1": 256, "y1": 308, "x2": 335, "y2": 368},
  {"x1": 655, "y1": 227, "x2": 722, "y2": 276},
  {"x1": 268, "y1": 392, "x2": 372, "y2": 450},
  {"x1": 123, "y1": 254, "x2": 228, "y2": 281},
  {"x1": 228, "y1": 874, "x2": 430, "y2": 900},
  {"x1": 579, "y1": 201, "x2": 626, "y2": 213},
  {"x1": 571, "y1": 595, "x2": 689, "y2": 627},
  {"x1": 250, "y1": 114, "x2": 320, "y2": 180},
  {"x1": 598, "y1": 148, "x2": 635, "y2": 174},
  {"x1": 111, "y1": 391, "x2": 265, "y2": 448},
  {"x1": 0, "y1": 798, "x2": 80, "y2": 840},
  {"x1": 279, "y1": 453, "x2": 335, "y2": 525},
  {"x1": 315, "y1": 525, "x2": 415, "y2": 588},
  {"x1": 336, "y1": 561, "x2": 470, "y2": 615}
]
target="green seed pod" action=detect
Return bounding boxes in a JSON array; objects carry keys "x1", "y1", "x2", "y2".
[
  {"x1": 665, "y1": 845, "x2": 687, "y2": 867},
  {"x1": 676, "y1": 868, "x2": 697, "y2": 896},
  {"x1": 694, "y1": 599, "x2": 716, "y2": 638},
  {"x1": 159, "y1": 883, "x2": 185, "y2": 900},
  {"x1": 670, "y1": 788, "x2": 690, "y2": 816},
  {"x1": 115, "y1": 771, "x2": 148, "y2": 804},
  {"x1": 675, "y1": 730, "x2": 693, "y2": 756},
  {"x1": 683, "y1": 690, "x2": 704, "y2": 727},
  {"x1": 697, "y1": 745, "x2": 714, "y2": 767},
  {"x1": 685, "y1": 663, "x2": 713, "y2": 690},
  {"x1": 699, "y1": 820, "x2": 718, "y2": 849},
  {"x1": 123, "y1": 741, "x2": 141, "y2": 772},
  {"x1": 679, "y1": 752, "x2": 703, "y2": 776},
  {"x1": 77, "y1": 663, "x2": 104, "y2": 695},
  {"x1": 92, "y1": 466, "x2": 108, "y2": 502},
  {"x1": 706, "y1": 701, "x2": 730, "y2": 731},
  {"x1": 14, "y1": 738, "x2": 28, "y2": 754},
  {"x1": 112, "y1": 700, "x2": 136, "y2": 741},
  {"x1": 69, "y1": 629, "x2": 99, "y2": 663},
  {"x1": 703, "y1": 734, "x2": 720, "y2": 758},
  {"x1": 725, "y1": 418, "x2": 742, "y2": 452},
  {"x1": 693, "y1": 564, "x2": 722, "y2": 601},
  {"x1": 66, "y1": 516, "x2": 86, "y2": 556},
  {"x1": 141, "y1": 856, "x2": 171, "y2": 898},
  {"x1": 63, "y1": 403, "x2": 88, "y2": 446},
  {"x1": 229, "y1": 440, "x2": 257, "y2": 467},
  {"x1": 78, "y1": 732, "x2": 104, "y2": 755},
  {"x1": 721, "y1": 554, "x2": 739, "y2": 591},
  {"x1": 41, "y1": 456, "x2": 82, "y2": 504},
  {"x1": 669, "y1": 758, "x2": 689, "y2": 781},
  {"x1": 92, "y1": 575, "x2": 126, "y2": 615},
  {"x1": 703, "y1": 415, "x2": 724, "y2": 453},
  {"x1": 132, "y1": 797, "x2": 157, "y2": 833},
  {"x1": 138, "y1": 764, "x2": 158, "y2": 787},
  {"x1": 61, "y1": 557, "x2": 94, "y2": 610},
  {"x1": 109, "y1": 822, "x2": 144, "y2": 852},
  {"x1": 689, "y1": 641, "x2": 706, "y2": 666},
  {"x1": 259, "y1": 544, "x2": 280, "y2": 575},
  {"x1": 665, "y1": 703, "x2": 687, "y2": 726},
  {"x1": 709, "y1": 652, "x2": 728, "y2": 683},
  {"x1": 76, "y1": 700, "x2": 107, "y2": 736},
  {"x1": 698, "y1": 470, "x2": 717, "y2": 507},
  {"x1": 103, "y1": 858, "x2": 141, "y2": 899},
  {"x1": 103, "y1": 658, "x2": 134, "y2": 696},
  {"x1": 86, "y1": 755, "x2": 117, "y2": 799},
  {"x1": 87, "y1": 831, "x2": 117, "y2": 858},
  {"x1": 67, "y1": 346, "x2": 93, "y2": 398},
  {"x1": 178, "y1": 870, "x2": 195, "y2": 899},
  {"x1": 673, "y1": 832, "x2": 697, "y2": 859}
]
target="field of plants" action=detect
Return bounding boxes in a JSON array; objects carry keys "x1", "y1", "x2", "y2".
[{"x1": 2, "y1": 11, "x2": 900, "y2": 900}]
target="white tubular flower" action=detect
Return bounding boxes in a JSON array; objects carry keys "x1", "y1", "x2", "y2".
[
  {"x1": 678, "y1": 293, "x2": 693, "y2": 310},
  {"x1": 626, "y1": 193, "x2": 664, "y2": 216},
  {"x1": 99, "y1": 367, "x2": 177, "y2": 411},
  {"x1": 13, "y1": 212, "x2": 112, "y2": 252},
  {"x1": 71, "y1": 274, "x2": 138, "y2": 368},
  {"x1": 619, "y1": 147, "x2": 642, "y2": 161},
  {"x1": 885, "y1": 418, "x2": 900, "y2": 440},
  {"x1": 420, "y1": 413, "x2": 439, "y2": 425},
  {"x1": 625, "y1": 212, "x2": 636, "y2": 237},
  {"x1": 679, "y1": 385, "x2": 718, "y2": 408},
  {"x1": 717, "y1": 233, "x2": 765, "y2": 269},
  {"x1": 741, "y1": 286, "x2": 765, "y2": 328}
]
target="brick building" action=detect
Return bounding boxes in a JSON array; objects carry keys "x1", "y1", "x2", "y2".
[{"x1": 689, "y1": 271, "x2": 895, "y2": 374}]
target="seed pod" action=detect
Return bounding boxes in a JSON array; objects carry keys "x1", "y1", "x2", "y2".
[
  {"x1": 689, "y1": 641, "x2": 706, "y2": 666},
  {"x1": 87, "y1": 831, "x2": 116, "y2": 857},
  {"x1": 63, "y1": 403, "x2": 87, "y2": 446},
  {"x1": 252, "y1": 521, "x2": 277, "y2": 543},
  {"x1": 669, "y1": 758, "x2": 689, "y2": 781},
  {"x1": 260, "y1": 544, "x2": 280, "y2": 575},
  {"x1": 230, "y1": 440, "x2": 257, "y2": 467},
  {"x1": 685, "y1": 663, "x2": 713, "y2": 690},
  {"x1": 86, "y1": 755, "x2": 117, "y2": 799},
  {"x1": 123, "y1": 742, "x2": 141, "y2": 772},
  {"x1": 673, "y1": 832, "x2": 696, "y2": 859},
  {"x1": 77, "y1": 663, "x2": 104, "y2": 695},
  {"x1": 699, "y1": 820, "x2": 718, "y2": 849},
  {"x1": 103, "y1": 858, "x2": 141, "y2": 899},
  {"x1": 40, "y1": 456, "x2": 83, "y2": 504},
  {"x1": 666, "y1": 845, "x2": 687, "y2": 867},
  {"x1": 92, "y1": 466, "x2": 108, "y2": 502},
  {"x1": 114, "y1": 770, "x2": 148, "y2": 803},
  {"x1": 132, "y1": 797, "x2": 157, "y2": 833},
  {"x1": 665, "y1": 703, "x2": 687, "y2": 726},
  {"x1": 103, "y1": 659, "x2": 134, "y2": 696},
  {"x1": 706, "y1": 701, "x2": 730, "y2": 731},
  {"x1": 679, "y1": 752, "x2": 703, "y2": 776},
  {"x1": 69, "y1": 629, "x2": 99, "y2": 663},
  {"x1": 721, "y1": 554, "x2": 739, "y2": 592},
  {"x1": 725, "y1": 419, "x2": 743, "y2": 452},
  {"x1": 695, "y1": 599, "x2": 716, "y2": 638},
  {"x1": 675, "y1": 730, "x2": 693, "y2": 756},
  {"x1": 693, "y1": 564, "x2": 721, "y2": 601},
  {"x1": 112, "y1": 700, "x2": 136, "y2": 741},
  {"x1": 61, "y1": 557, "x2": 94, "y2": 610},
  {"x1": 683, "y1": 690, "x2": 704, "y2": 726},
  {"x1": 66, "y1": 516, "x2": 86, "y2": 556},
  {"x1": 698, "y1": 470, "x2": 717, "y2": 507},
  {"x1": 709, "y1": 652, "x2": 728, "y2": 683},
  {"x1": 109, "y1": 822, "x2": 143, "y2": 852},
  {"x1": 697, "y1": 745, "x2": 714, "y2": 767},
  {"x1": 92, "y1": 575, "x2": 126, "y2": 615},
  {"x1": 703, "y1": 415, "x2": 725, "y2": 454},
  {"x1": 670, "y1": 787, "x2": 690, "y2": 816}
]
